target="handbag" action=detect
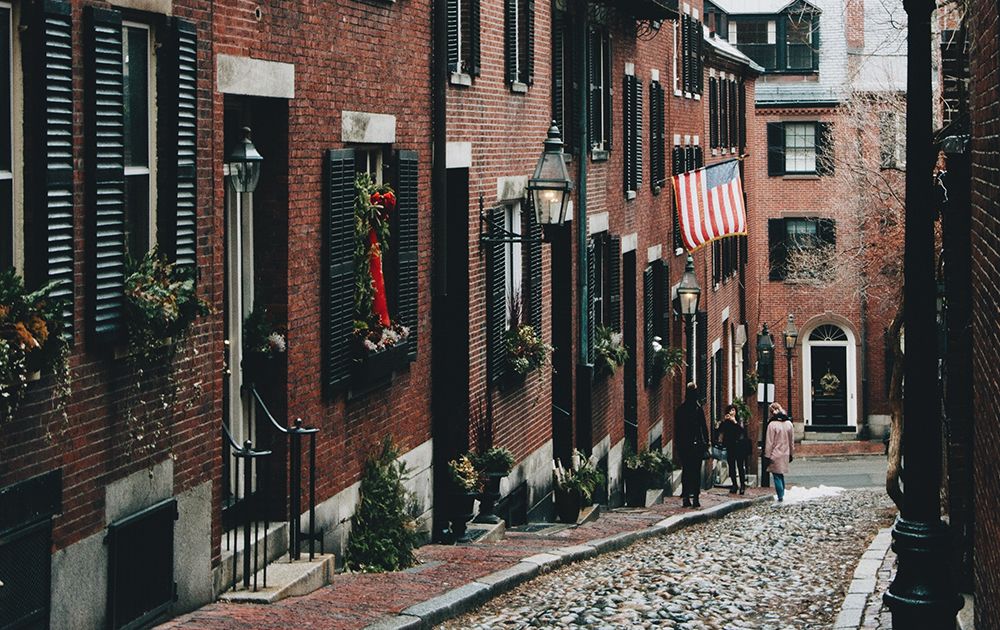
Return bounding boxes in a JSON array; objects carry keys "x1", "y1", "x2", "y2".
[{"x1": 710, "y1": 445, "x2": 727, "y2": 460}]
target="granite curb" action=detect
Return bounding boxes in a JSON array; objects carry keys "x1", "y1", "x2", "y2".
[
  {"x1": 364, "y1": 495, "x2": 771, "y2": 630},
  {"x1": 832, "y1": 526, "x2": 893, "y2": 629}
]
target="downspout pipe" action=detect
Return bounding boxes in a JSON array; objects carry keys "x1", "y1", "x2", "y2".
[{"x1": 432, "y1": 0, "x2": 448, "y2": 298}]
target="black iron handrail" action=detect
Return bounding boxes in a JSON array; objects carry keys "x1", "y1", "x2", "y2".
[
  {"x1": 250, "y1": 386, "x2": 322, "y2": 561},
  {"x1": 221, "y1": 422, "x2": 271, "y2": 593}
]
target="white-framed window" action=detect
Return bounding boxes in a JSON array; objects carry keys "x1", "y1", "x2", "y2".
[
  {"x1": 122, "y1": 21, "x2": 157, "y2": 259},
  {"x1": 355, "y1": 146, "x2": 385, "y2": 183},
  {"x1": 589, "y1": 28, "x2": 611, "y2": 152},
  {"x1": 505, "y1": 0, "x2": 533, "y2": 87},
  {"x1": 504, "y1": 202, "x2": 523, "y2": 328},
  {"x1": 0, "y1": 3, "x2": 20, "y2": 272},
  {"x1": 784, "y1": 122, "x2": 816, "y2": 173}
]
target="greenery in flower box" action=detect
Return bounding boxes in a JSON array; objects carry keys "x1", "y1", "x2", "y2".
[
  {"x1": 504, "y1": 324, "x2": 553, "y2": 376},
  {"x1": 243, "y1": 301, "x2": 286, "y2": 360},
  {"x1": 0, "y1": 270, "x2": 70, "y2": 422},
  {"x1": 121, "y1": 248, "x2": 210, "y2": 460},
  {"x1": 624, "y1": 448, "x2": 672, "y2": 476},
  {"x1": 648, "y1": 336, "x2": 684, "y2": 381},
  {"x1": 594, "y1": 325, "x2": 629, "y2": 377},
  {"x1": 346, "y1": 437, "x2": 420, "y2": 572},
  {"x1": 473, "y1": 446, "x2": 515, "y2": 475}
]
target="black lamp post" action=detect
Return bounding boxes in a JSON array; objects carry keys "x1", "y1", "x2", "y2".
[
  {"x1": 677, "y1": 255, "x2": 701, "y2": 386},
  {"x1": 783, "y1": 314, "x2": 798, "y2": 420},
  {"x1": 756, "y1": 324, "x2": 775, "y2": 487},
  {"x1": 226, "y1": 127, "x2": 263, "y2": 194},
  {"x1": 883, "y1": 0, "x2": 962, "y2": 624}
]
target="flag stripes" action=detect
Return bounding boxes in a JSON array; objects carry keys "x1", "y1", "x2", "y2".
[{"x1": 672, "y1": 159, "x2": 746, "y2": 252}]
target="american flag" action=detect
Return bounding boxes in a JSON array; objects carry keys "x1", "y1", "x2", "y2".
[{"x1": 672, "y1": 159, "x2": 747, "y2": 252}]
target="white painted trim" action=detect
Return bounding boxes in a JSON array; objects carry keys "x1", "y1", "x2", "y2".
[
  {"x1": 446, "y1": 141, "x2": 472, "y2": 169},
  {"x1": 496, "y1": 175, "x2": 528, "y2": 201},
  {"x1": 624, "y1": 62, "x2": 635, "y2": 76},
  {"x1": 721, "y1": 306, "x2": 730, "y2": 322},
  {"x1": 684, "y1": 134, "x2": 691, "y2": 144},
  {"x1": 802, "y1": 324, "x2": 858, "y2": 428},
  {"x1": 342, "y1": 111, "x2": 396, "y2": 144},
  {"x1": 108, "y1": 0, "x2": 172, "y2": 13},
  {"x1": 647, "y1": 244, "x2": 662, "y2": 262},
  {"x1": 673, "y1": 133, "x2": 682, "y2": 145},
  {"x1": 711, "y1": 337, "x2": 721, "y2": 354},
  {"x1": 621, "y1": 232, "x2": 638, "y2": 253},
  {"x1": 588, "y1": 211, "x2": 609, "y2": 235},
  {"x1": 651, "y1": 68, "x2": 660, "y2": 82},
  {"x1": 217, "y1": 55, "x2": 295, "y2": 98},
  {"x1": 693, "y1": 135, "x2": 700, "y2": 145}
]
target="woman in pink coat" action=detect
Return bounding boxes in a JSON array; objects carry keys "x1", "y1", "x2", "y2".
[{"x1": 764, "y1": 411, "x2": 795, "y2": 502}]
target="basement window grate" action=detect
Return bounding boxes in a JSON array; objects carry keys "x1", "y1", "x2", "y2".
[
  {"x1": 0, "y1": 520, "x2": 53, "y2": 630},
  {"x1": 106, "y1": 498, "x2": 178, "y2": 630}
]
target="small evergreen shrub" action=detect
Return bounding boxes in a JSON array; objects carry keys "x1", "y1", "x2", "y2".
[{"x1": 345, "y1": 438, "x2": 420, "y2": 572}]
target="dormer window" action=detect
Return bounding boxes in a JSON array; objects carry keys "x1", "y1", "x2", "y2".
[{"x1": 730, "y1": 8, "x2": 819, "y2": 73}]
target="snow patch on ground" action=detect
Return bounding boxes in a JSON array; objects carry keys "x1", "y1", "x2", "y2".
[{"x1": 779, "y1": 485, "x2": 846, "y2": 505}]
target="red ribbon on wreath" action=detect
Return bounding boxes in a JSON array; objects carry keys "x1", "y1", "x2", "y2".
[{"x1": 369, "y1": 230, "x2": 391, "y2": 328}]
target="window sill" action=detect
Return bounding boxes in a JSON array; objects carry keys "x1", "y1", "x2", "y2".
[
  {"x1": 694, "y1": 93, "x2": 701, "y2": 101},
  {"x1": 450, "y1": 72, "x2": 473, "y2": 87},
  {"x1": 347, "y1": 341, "x2": 410, "y2": 400},
  {"x1": 625, "y1": 190, "x2": 637, "y2": 200},
  {"x1": 591, "y1": 149, "x2": 609, "y2": 163},
  {"x1": 782, "y1": 173, "x2": 820, "y2": 180},
  {"x1": 510, "y1": 82, "x2": 528, "y2": 94},
  {"x1": 674, "y1": 89, "x2": 682, "y2": 97}
]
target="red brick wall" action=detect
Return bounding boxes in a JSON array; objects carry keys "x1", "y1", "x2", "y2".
[
  {"x1": 211, "y1": 0, "x2": 435, "y2": 522},
  {"x1": 968, "y1": 0, "x2": 1000, "y2": 624},
  {"x1": 0, "y1": 0, "x2": 218, "y2": 554}
]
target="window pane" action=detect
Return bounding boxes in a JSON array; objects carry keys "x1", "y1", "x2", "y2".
[
  {"x1": 786, "y1": 218, "x2": 818, "y2": 249},
  {"x1": 123, "y1": 26, "x2": 149, "y2": 168},
  {"x1": 785, "y1": 123, "x2": 816, "y2": 173},
  {"x1": 125, "y1": 174, "x2": 150, "y2": 258},
  {"x1": 504, "y1": 204, "x2": 522, "y2": 328},
  {"x1": 786, "y1": 16, "x2": 815, "y2": 70},
  {"x1": 0, "y1": 178, "x2": 10, "y2": 270}
]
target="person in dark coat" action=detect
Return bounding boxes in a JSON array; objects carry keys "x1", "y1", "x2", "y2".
[
  {"x1": 675, "y1": 382, "x2": 709, "y2": 508},
  {"x1": 717, "y1": 403, "x2": 748, "y2": 494}
]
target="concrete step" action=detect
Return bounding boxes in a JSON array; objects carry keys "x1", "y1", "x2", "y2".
[
  {"x1": 219, "y1": 553, "x2": 335, "y2": 604},
  {"x1": 798, "y1": 440, "x2": 886, "y2": 457},
  {"x1": 215, "y1": 522, "x2": 288, "y2": 597},
  {"x1": 803, "y1": 430, "x2": 858, "y2": 442},
  {"x1": 466, "y1": 520, "x2": 506, "y2": 543}
]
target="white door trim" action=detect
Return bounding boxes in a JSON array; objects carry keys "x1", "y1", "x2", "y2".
[{"x1": 801, "y1": 325, "x2": 857, "y2": 428}]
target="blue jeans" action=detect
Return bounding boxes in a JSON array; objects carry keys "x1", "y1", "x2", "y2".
[{"x1": 773, "y1": 473, "x2": 785, "y2": 501}]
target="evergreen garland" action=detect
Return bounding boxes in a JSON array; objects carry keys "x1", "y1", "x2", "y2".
[{"x1": 345, "y1": 438, "x2": 420, "y2": 572}]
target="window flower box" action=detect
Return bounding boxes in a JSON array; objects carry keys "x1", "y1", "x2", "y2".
[{"x1": 351, "y1": 339, "x2": 409, "y2": 384}]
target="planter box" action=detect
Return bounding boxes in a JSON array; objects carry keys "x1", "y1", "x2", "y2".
[
  {"x1": 554, "y1": 487, "x2": 583, "y2": 524},
  {"x1": 623, "y1": 468, "x2": 650, "y2": 507},
  {"x1": 351, "y1": 341, "x2": 409, "y2": 385}
]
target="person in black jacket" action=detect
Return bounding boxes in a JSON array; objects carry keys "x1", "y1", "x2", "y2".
[
  {"x1": 675, "y1": 382, "x2": 709, "y2": 508},
  {"x1": 717, "y1": 403, "x2": 748, "y2": 494}
]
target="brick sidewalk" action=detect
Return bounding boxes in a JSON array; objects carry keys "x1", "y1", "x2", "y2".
[{"x1": 158, "y1": 488, "x2": 770, "y2": 630}]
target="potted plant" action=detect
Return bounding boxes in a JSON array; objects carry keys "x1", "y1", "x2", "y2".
[
  {"x1": 447, "y1": 453, "x2": 481, "y2": 542},
  {"x1": 351, "y1": 173, "x2": 410, "y2": 383},
  {"x1": 504, "y1": 324, "x2": 553, "y2": 378},
  {"x1": 623, "y1": 448, "x2": 672, "y2": 506},
  {"x1": 594, "y1": 325, "x2": 629, "y2": 377},
  {"x1": 552, "y1": 451, "x2": 605, "y2": 524},
  {"x1": 472, "y1": 447, "x2": 514, "y2": 524},
  {"x1": 242, "y1": 302, "x2": 286, "y2": 383},
  {"x1": 0, "y1": 270, "x2": 70, "y2": 421},
  {"x1": 648, "y1": 336, "x2": 684, "y2": 382}
]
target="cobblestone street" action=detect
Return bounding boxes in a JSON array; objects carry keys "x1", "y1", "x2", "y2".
[{"x1": 443, "y1": 488, "x2": 896, "y2": 630}]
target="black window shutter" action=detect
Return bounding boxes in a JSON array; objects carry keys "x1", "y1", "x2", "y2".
[
  {"x1": 684, "y1": 144, "x2": 694, "y2": 172},
  {"x1": 643, "y1": 265, "x2": 654, "y2": 383},
  {"x1": 623, "y1": 75, "x2": 633, "y2": 193},
  {"x1": 657, "y1": 259, "x2": 670, "y2": 342},
  {"x1": 607, "y1": 235, "x2": 621, "y2": 331},
  {"x1": 651, "y1": 81, "x2": 665, "y2": 190},
  {"x1": 635, "y1": 79, "x2": 643, "y2": 189},
  {"x1": 487, "y1": 205, "x2": 506, "y2": 382},
  {"x1": 812, "y1": 15, "x2": 820, "y2": 71},
  {"x1": 696, "y1": 310, "x2": 708, "y2": 399},
  {"x1": 681, "y1": 14, "x2": 691, "y2": 93},
  {"x1": 602, "y1": 35, "x2": 613, "y2": 151},
  {"x1": 504, "y1": 0, "x2": 517, "y2": 85},
  {"x1": 324, "y1": 149, "x2": 356, "y2": 389},
  {"x1": 552, "y1": 8, "x2": 564, "y2": 133},
  {"x1": 693, "y1": 19, "x2": 703, "y2": 94},
  {"x1": 524, "y1": 0, "x2": 535, "y2": 84},
  {"x1": 586, "y1": 237, "x2": 596, "y2": 365},
  {"x1": 524, "y1": 199, "x2": 543, "y2": 335},
  {"x1": 587, "y1": 29, "x2": 599, "y2": 148},
  {"x1": 768, "y1": 218, "x2": 787, "y2": 280},
  {"x1": 708, "y1": 78, "x2": 718, "y2": 148},
  {"x1": 738, "y1": 79, "x2": 747, "y2": 150},
  {"x1": 470, "y1": 0, "x2": 481, "y2": 75},
  {"x1": 729, "y1": 80, "x2": 738, "y2": 148},
  {"x1": 447, "y1": 0, "x2": 459, "y2": 73},
  {"x1": 672, "y1": 145, "x2": 684, "y2": 251},
  {"x1": 818, "y1": 217, "x2": 836, "y2": 248},
  {"x1": 396, "y1": 150, "x2": 419, "y2": 362},
  {"x1": 816, "y1": 122, "x2": 835, "y2": 175},
  {"x1": 157, "y1": 18, "x2": 198, "y2": 275},
  {"x1": 693, "y1": 145, "x2": 704, "y2": 168},
  {"x1": 767, "y1": 122, "x2": 785, "y2": 176},
  {"x1": 85, "y1": 7, "x2": 126, "y2": 340},
  {"x1": 24, "y1": 0, "x2": 74, "y2": 337},
  {"x1": 719, "y1": 79, "x2": 729, "y2": 147}
]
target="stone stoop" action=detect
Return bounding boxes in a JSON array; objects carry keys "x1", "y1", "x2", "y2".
[
  {"x1": 219, "y1": 553, "x2": 336, "y2": 604},
  {"x1": 797, "y1": 440, "x2": 886, "y2": 457},
  {"x1": 467, "y1": 520, "x2": 506, "y2": 543}
]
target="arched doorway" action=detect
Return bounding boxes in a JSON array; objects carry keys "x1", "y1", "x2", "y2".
[{"x1": 802, "y1": 323, "x2": 857, "y2": 430}]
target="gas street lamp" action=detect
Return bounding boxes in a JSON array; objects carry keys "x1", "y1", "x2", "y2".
[
  {"x1": 677, "y1": 255, "x2": 701, "y2": 385},
  {"x1": 527, "y1": 122, "x2": 573, "y2": 226},
  {"x1": 783, "y1": 314, "x2": 798, "y2": 419}
]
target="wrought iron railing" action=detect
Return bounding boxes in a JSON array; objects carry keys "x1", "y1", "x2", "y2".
[{"x1": 221, "y1": 421, "x2": 271, "y2": 593}]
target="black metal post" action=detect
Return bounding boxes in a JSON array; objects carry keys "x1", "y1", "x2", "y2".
[
  {"x1": 883, "y1": 0, "x2": 963, "y2": 624},
  {"x1": 289, "y1": 421, "x2": 302, "y2": 561},
  {"x1": 241, "y1": 440, "x2": 252, "y2": 590},
  {"x1": 309, "y1": 431, "x2": 317, "y2": 560},
  {"x1": 685, "y1": 314, "x2": 695, "y2": 384},
  {"x1": 786, "y1": 349, "x2": 793, "y2": 420}
]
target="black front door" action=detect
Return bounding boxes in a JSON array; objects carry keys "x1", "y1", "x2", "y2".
[
  {"x1": 623, "y1": 250, "x2": 638, "y2": 454},
  {"x1": 550, "y1": 227, "x2": 573, "y2": 468},
  {"x1": 811, "y1": 345, "x2": 847, "y2": 425}
]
